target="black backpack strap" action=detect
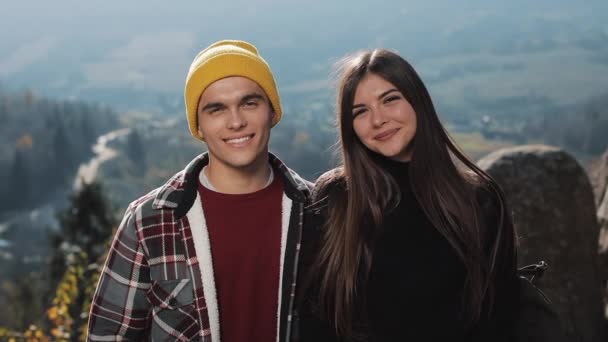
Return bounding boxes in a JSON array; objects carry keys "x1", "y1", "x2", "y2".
[
  {"x1": 518, "y1": 261, "x2": 548, "y2": 283},
  {"x1": 517, "y1": 261, "x2": 552, "y2": 304},
  {"x1": 514, "y1": 261, "x2": 569, "y2": 342}
]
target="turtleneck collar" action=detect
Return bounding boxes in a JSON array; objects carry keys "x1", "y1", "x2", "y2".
[{"x1": 374, "y1": 155, "x2": 411, "y2": 186}]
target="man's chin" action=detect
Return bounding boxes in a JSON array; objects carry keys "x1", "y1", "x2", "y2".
[{"x1": 226, "y1": 156, "x2": 267, "y2": 171}]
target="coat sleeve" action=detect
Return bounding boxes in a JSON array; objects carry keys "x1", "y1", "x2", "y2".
[
  {"x1": 87, "y1": 204, "x2": 152, "y2": 341},
  {"x1": 292, "y1": 180, "x2": 340, "y2": 342}
]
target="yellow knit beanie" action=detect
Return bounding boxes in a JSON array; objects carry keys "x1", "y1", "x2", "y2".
[{"x1": 184, "y1": 40, "x2": 282, "y2": 141}]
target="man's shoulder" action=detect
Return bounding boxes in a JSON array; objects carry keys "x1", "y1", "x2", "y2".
[
  {"x1": 123, "y1": 186, "x2": 165, "y2": 221},
  {"x1": 269, "y1": 154, "x2": 314, "y2": 199},
  {"x1": 285, "y1": 167, "x2": 314, "y2": 191},
  {"x1": 124, "y1": 169, "x2": 189, "y2": 220}
]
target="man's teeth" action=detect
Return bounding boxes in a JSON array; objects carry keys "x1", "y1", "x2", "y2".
[{"x1": 226, "y1": 135, "x2": 252, "y2": 144}]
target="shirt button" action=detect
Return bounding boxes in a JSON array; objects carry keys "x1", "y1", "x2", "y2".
[{"x1": 169, "y1": 298, "x2": 178, "y2": 306}]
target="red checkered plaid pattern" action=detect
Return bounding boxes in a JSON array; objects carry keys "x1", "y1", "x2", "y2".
[{"x1": 87, "y1": 153, "x2": 312, "y2": 341}]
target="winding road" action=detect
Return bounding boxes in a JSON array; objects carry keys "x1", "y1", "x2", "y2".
[{"x1": 73, "y1": 128, "x2": 131, "y2": 191}]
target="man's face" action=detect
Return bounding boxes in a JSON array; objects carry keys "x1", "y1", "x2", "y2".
[{"x1": 197, "y1": 76, "x2": 275, "y2": 173}]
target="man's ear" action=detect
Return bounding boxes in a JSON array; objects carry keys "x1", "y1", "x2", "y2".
[
  {"x1": 271, "y1": 110, "x2": 277, "y2": 124},
  {"x1": 197, "y1": 126, "x2": 204, "y2": 140}
]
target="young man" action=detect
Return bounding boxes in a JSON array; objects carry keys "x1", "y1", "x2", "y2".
[{"x1": 87, "y1": 40, "x2": 312, "y2": 342}]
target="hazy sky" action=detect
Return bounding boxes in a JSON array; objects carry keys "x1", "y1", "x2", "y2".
[{"x1": 1, "y1": 0, "x2": 607, "y2": 114}]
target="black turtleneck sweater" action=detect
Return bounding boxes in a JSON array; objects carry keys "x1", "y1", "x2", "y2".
[
  {"x1": 365, "y1": 159, "x2": 468, "y2": 340},
  {"x1": 297, "y1": 159, "x2": 516, "y2": 341}
]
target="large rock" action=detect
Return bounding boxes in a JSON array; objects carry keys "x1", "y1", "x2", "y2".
[
  {"x1": 589, "y1": 150, "x2": 608, "y2": 205},
  {"x1": 591, "y1": 151, "x2": 608, "y2": 309},
  {"x1": 599, "y1": 186, "x2": 608, "y2": 261},
  {"x1": 478, "y1": 145, "x2": 606, "y2": 342},
  {"x1": 586, "y1": 148, "x2": 608, "y2": 321},
  {"x1": 598, "y1": 183, "x2": 608, "y2": 321}
]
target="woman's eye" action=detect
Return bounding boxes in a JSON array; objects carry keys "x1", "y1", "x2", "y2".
[
  {"x1": 384, "y1": 95, "x2": 400, "y2": 104},
  {"x1": 352, "y1": 109, "x2": 366, "y2": 117}
]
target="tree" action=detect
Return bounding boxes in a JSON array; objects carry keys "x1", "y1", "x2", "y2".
[
  {"x1": 9, "y1": 149, "x2": 30, "y2": 210},
  {"x1": 126, "y1": 129, "x2": 146, "y2": 171},
  {"x1": 50, "y1": 182, "x2": 116, "y2": 287},
  {"x1": 0, "y1": 96, "x2": 7, "y2": 121},
  {"x1": 46, "y1": 182, "x2": 117, "y2": 341},
  {"x1": 51, "y1": 122, "x2": 75, "y2": 185},
  {"x1": 0, "y1": 272, "x2": 45, "y2": 332},
  {"x1": 77, "y1": 116, "x2": 95, "y2": 160}
]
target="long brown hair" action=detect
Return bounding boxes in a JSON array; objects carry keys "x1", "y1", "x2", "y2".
[{"x1": 313, "y1": 49, "x2": 517, "y2": 337}]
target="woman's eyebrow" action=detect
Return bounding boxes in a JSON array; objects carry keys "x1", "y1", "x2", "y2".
[{"x1": 353, "y1": 88, "x2": 399, "y2": 108}]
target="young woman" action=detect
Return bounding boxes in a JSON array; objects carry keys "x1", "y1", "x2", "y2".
[{"x1": 296, "y1": 49, "x2": 519, "y2": 341}]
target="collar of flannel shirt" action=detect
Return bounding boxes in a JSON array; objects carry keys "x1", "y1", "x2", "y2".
[{"x1": 151, "y1": 152, "x2": 311, "y2": 219}]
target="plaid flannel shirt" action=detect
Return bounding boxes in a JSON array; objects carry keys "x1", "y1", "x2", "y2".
[{"x1": 87, "y1": 152, "x2": 312, "y2": 341}]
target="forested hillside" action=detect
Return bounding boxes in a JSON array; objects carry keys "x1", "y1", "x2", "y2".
[{"x1": 0, "y1": 89, "x2": 119, "y2": 212}]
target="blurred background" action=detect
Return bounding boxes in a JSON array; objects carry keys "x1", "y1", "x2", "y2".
[{"x1": 0, "y1": 0, "x2": 607, "y2": 340}]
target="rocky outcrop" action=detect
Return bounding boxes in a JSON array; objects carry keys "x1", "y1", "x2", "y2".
[
  {"x1": 596, "y1": 164, "x2": 608, "y2": 323},
  {"x1": 589, "y1": 149, "x2": 608, "y2": 322},
  {"x1": 589, "y1": 149, "x2": 608, "y2": 205},
  {"x1": 599, "y1": 185, "x2": 608, "y2": 278},
  {"x1": 478, "y1": 144, "x2": 606, "y2": 342}
]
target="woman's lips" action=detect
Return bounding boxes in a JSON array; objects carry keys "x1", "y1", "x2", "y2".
[{"x1": 374, "y1": 128, "x2": 399, "y2": 141}]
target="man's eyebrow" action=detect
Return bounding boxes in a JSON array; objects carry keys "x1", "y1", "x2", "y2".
[
  {"x1": 239, "y1": 93, "x2": 266, "y2": 105},
  {"x1": 200, "y1": 102, "x2": 225, "y2": 113},
  {"x1": 352, "y1": 88, "x2": 399, "y2": 109},
  {"x1": 200, "y1": 93, "x2": 266, "y2": 112}
]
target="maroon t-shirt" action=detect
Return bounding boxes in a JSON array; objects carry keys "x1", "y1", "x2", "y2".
[{"x1": 198, "y1": 174, "x2": 283, "y2": 342}]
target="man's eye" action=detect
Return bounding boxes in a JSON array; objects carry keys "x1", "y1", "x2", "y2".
[{"x1": 244, "y1": 101, "x2": 258, "y2": 107}]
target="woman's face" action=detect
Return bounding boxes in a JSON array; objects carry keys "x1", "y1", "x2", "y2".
[{"x1": 351, "y1": 73, "x2": 417, "y2": 162}]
